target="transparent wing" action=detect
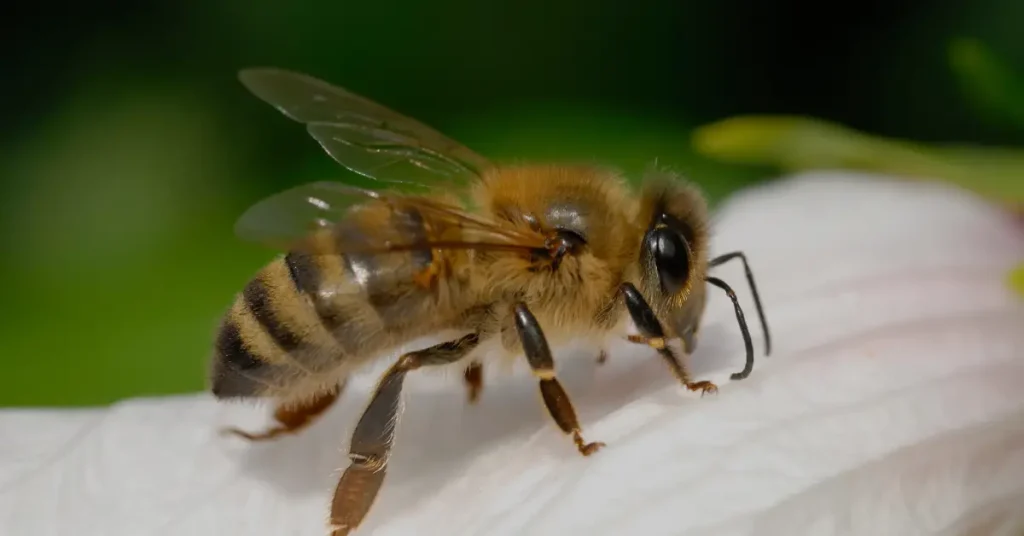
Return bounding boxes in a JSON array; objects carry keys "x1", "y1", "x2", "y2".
[
  {"x1": 235, "y1": 181, "x2": 548, "y2": 256},
  {"x1": 234, "y1": 181, "x2": 379, "y2": 250},
  {"x1": 239, "y1": 67, "x2": 493, "y2": 194}
]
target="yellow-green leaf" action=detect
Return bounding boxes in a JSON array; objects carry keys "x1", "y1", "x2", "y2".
[
  {"x1": 692, "y1": 115, "x2": 1024, "y2": 206},
  {"x1": 1010, "y1": 263, "x2": 1024, "y2": 298}
]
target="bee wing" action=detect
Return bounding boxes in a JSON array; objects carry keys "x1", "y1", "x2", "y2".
[
  {"x1": 235, "y1": 181, "x2": 549, "y2": 255},
  {"x1": 239, "y1": 67, "x2": 492, "y2": 194},
  {"x1": 234, "y1": 180, "x2": 379, "y2": 250}
]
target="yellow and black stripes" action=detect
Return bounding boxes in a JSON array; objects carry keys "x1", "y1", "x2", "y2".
[{"x1": 211, "y1": 205, "x2": 446, "y2": 400}]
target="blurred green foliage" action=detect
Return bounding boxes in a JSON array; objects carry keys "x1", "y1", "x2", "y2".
[
  {"x1": 692, "y1": 39, "x2": 1024, "y2": 207},
  {"x1": 950, "y1": 38, "x2": 1024, "y2": 131},
  {"x1": 692, "y1": 114, "x2": 1024, "y2": 205},
  {"x1": 2, "y1": 0, "x2": 1022, "y2": 407}
]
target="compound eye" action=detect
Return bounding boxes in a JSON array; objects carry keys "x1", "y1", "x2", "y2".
[{"x1": 646, "y1": 226, "x2": 691, "y2": 295}]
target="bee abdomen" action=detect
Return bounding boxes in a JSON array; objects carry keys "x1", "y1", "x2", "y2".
[
  {"x1": 210, "y1": 204, "x2": 456, "y2": 400},
  {"x1": 334, "y1": 205, "x2": 439, "y2": 330},
  {"x1": 285, "y1": 251, "x2": 320, "y2": 296},
  {"x1": 215, "y1": 321, "x2": 261, "y2": 371},
  {"x1": 210, "y1": 255, "x2": 353, "y2": 399},
  {"x1": 210, "y1": 315, "x2": 287, "y2": 398},
  {"x1": 243, "y1": 276, "x2": 303, "y2": 353},
  {"x1": 282, "y1": 250, "x2": 372, "y2": 356},
  {"x1": 289, "y1": 206, "x2": 444, "y2": 347}
]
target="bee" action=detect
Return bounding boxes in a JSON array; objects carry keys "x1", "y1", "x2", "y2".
[{"x1": 210, "y1": 67, "x2": 772, "y2": 535}]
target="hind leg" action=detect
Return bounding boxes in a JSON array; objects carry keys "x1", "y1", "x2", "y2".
[
  {"x1": 331, "y1": 333, "x2": 480, "y2": 535},
  {"x1": 463, "y1": 361, "x2": 484, "y2": 403},
  {"x1": 223, "y1": 381, "x2": 344, "y2": 441}
]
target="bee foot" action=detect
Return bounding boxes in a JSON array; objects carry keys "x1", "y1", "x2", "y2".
[
  {"x1": 684, "y1": 381, "x2": 718, "y2": 396},
  {"x1": 571, "y1": 430, "x2": 606, "y2": 456},
  {"x1": 220, "y1": 426, "x2": 287, "y2": 442}
]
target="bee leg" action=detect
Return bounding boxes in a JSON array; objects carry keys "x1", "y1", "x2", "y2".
[
  {"x1": 512, "y1": 303, "x2": 605, "y2": 456},
  {"x1": 463, "y1": 361, "x2": 484, "y2": 404},
  {"x1": 222, "y1": 382, "x2": 343, "y2": 441},
  {"x1": 596, "y1": 350, "x2": 608, "y2": 365},
  {"x1": 330, "y1": 333, "x2": 480, "y2": 536},
  {"x1": 619, "y1": 283, "x2": 718, "y2": 396}
]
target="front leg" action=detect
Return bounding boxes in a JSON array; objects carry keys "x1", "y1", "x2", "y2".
[
  {"x1": 512, "y1": 303, "x2": 604, "y2": 456},
  {"x1": 330, "y1": 333, "x2": 479, "y2": 536},
  {"x1": 619, "y1": 283, "x2": 718, "y2": 396}
]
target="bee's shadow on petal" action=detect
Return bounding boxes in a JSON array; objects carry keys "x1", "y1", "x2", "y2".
[{"x1": 226, "y1": 321, "x2": 755, "y2": 514}]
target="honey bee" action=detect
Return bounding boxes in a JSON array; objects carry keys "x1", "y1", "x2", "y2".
[{"x1": 211, "y1": 67, "x2": 771, "y2": 535}]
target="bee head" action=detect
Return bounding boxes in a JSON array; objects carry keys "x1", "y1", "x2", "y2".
[{"x1": 635, "y1": 172, "x2": 710, "y2": 350}]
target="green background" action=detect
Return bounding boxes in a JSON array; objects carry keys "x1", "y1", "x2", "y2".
[{"x1": 3, "y1": 0, "x2": 1022, "y2": 407}]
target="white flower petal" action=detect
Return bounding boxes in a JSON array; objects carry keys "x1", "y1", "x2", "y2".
[{"x1": 1, "y1": 171, "x2": 1021, "y2": 536}]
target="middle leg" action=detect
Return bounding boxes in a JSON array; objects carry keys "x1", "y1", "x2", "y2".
[{"x1": 512, "y1": 303, "x2": 604, "y2": 456}]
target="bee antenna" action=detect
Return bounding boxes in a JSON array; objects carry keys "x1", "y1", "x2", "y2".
[
  {"x1": 704, "y1": 276, "x2": 755, "y2": 381},
  {"x1": 708, "y1": 252, "x2": 771, "y2": 356}
]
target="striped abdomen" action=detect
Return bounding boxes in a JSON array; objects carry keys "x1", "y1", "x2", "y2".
[{"x1": 210, "y1": 204, "x2": 455, "y2": 400}]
